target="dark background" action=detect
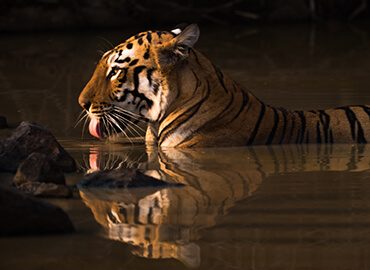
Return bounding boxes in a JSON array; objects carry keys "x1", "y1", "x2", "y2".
[
  {"x1": 1, "y1": 1, "x2": 370, "y2": 139},
  {"x1": 1, "y1": 0, "x2": 369, "y2": 32}
]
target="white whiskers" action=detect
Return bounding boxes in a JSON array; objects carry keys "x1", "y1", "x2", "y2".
[
  {"x1": 74, "y1": 110, "x2": 90, "y2": 139},
  {"x1": 113, "y1": 106, "x2": 148, "y2": 123},
  {"x1": 74, "y1": 105, "x2": 148, "y2": 143}
]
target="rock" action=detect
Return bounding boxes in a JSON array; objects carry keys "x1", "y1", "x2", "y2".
[
  {"x1": 0, "y1": 116, "x2": 8, "y2": 129},
  {"x1": 18, "y1": 182, "x2": 72, "y2": 198},
  {"x1": 14, "y1": 152, "x2": 65, "y2": 186},
  {"x1": 0, "y1": 186, "x2": 74, "y2": 236},
  {"x1": 79, "y1": 168, "x2": 182, "y2": 189},
  {"x1": 0, "y1": 121, "x2": 76, "y2": 173}
]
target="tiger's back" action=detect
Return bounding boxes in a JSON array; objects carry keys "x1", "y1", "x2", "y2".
[{"x1": 154, "y1": 48, "x2": 370, "y2": 147}]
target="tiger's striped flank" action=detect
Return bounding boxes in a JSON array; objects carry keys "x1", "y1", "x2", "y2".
[{"x1": 78, "y1": 24, "x2": 370, "y2": 147}]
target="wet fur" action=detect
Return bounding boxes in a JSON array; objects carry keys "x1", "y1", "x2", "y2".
[{"x1": 79, "y1": 24, "x2": 370, "y2": 147}]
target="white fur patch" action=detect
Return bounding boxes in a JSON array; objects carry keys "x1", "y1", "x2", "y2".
[
  {"x1": 107, "y1": 52, "x2": 116, "y2": 65},
  {"x1": 144, "y1": 170, "x2": 161, "y2": 179},
  {"x1": 116, "y1": 49, "x2": 135, "y2": 63},
  {"x1": 171, "y1": 28, "x2": 182, "y2": 35},
  {"x1": 106, "y1": 49, "x2": 136, "y2": 77},
  {"x1": 161, "y1": 130, "x2": 191, "y2": 147},
  {"x1": 137, "y1": 73, "x2": 163, "y2": 121}
]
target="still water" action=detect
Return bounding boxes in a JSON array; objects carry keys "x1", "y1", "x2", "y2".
[{"x1": 1, "y1": 23, "x2": 370, "y2": 269}]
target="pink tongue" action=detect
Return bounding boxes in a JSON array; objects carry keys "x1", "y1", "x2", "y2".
[{"x1": 89, "y1": 118, "x2": 101, "y2": 139}]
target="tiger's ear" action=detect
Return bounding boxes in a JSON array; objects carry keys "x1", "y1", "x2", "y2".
[{"x1": 156, "y1": 24, "x2": 200, "y2": 70}]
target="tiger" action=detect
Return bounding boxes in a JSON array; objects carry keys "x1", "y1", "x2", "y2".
[
  {"x1": 78, "y1": 24, "x2": 370, "y2": 147},
  {"x1": 79, "y1": 144, "x2": 370, "y2": 268}
]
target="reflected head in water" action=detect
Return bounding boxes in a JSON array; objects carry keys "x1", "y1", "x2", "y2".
[
  {"x1": 78, "y1": 23, "x2": 370, "y2": 147},
  {"x1": 78, "y1": 144, "x2": 370, "y2": 268}
]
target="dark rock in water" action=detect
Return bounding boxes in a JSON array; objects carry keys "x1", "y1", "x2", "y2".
[
  {"x1": 0, "y1": 186, "x2": 74, "y2": 236},
  {"x1": 0, "y1": 116, "x2": 8, "y2": 129},
  {"x1": 14, "y1": 152, "x2": 65, "y2": 186},
  {"x1": 0, "y1": 121, "x2": 76, "y2": 173},
  {"x1": 79, "y1": 168, "x2": 182, "y2": 189},
  {"x1": 18, "y1": 182, "x2": 72, "y2": 198}
]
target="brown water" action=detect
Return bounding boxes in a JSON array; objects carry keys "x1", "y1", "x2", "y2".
[{"x1": 1, "y1": 23, "x2": 370, "y2": 270}]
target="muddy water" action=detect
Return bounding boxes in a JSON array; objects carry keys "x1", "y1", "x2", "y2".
[{"x1": 1, "y1": 23, "x2": 370, "y2": 270}]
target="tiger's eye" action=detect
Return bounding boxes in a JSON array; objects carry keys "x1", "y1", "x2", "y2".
[{"x1": 107, "y1": 69, "x2": 116, "y2": 79}]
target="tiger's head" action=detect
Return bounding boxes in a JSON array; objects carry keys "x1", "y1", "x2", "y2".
[{"x1": 78, "y1": 24, "x2": 200, "y2": 139}]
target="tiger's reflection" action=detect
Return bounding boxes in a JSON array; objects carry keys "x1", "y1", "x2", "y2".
[{"x1": 79, "y1": 144, "x2": 370, "y2": 268}]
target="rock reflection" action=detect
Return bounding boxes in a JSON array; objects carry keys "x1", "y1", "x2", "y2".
[{"x1": 79, "y1": 144, "x2": 370, "y2": 268}]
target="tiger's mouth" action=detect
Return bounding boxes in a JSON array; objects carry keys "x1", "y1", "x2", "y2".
[
  {"x1": 89, "y1": 117, "x2": 105, "y2": 139},
  {"x1": 86, "y1": 106, "x2": 146, "y2": 140},
  {"x1": 89, "y1": 117, "x2": 124, "y2": 139},
  {"x1": 87, "y1": 115, "x2": 136, "y2": 140}
]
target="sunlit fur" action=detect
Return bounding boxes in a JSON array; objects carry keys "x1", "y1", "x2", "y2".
[{"x1": 79, "y1": 24, "x2": 370, "y2": 147}]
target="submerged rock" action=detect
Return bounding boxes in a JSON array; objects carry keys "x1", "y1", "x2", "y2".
[
  {"x1": 0, "y1": 116, "x2": 8, "y2": 129},
  {"x1": 79, "y1": 168, "x2": 181, "y2": 189},
  {"x1": 14, "y1": 152, "x2": 65, "y2": 186},
  {"x1": 0, "y1": 186, "x2": 74, "y2": 236},
  {"x1": 0, "y1": 121, "x2": 76, "y2": 173},
  {"x1": 18, "y1": 182, "x2": 72, "y2": 198}
]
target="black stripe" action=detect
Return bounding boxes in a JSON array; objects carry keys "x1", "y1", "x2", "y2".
[
  {"x1": 190, "y1": 49, "x2": 202, "y2": 67},
  {"x1": 118, "y1": 68, "x2": 128, "y2": 83},
  {"x1": 194, "y1": 90, "x2": 235, "y2": 133},
  {"x1": 247, "y1": 103, "x2": 266, "y2": 145},
  {"x1": 288, "y1": 114, "x2": 296, "y2": 143},
  {"x1": 106, "y1": 67, "x2": 117, "y2": 80},
  {"x1": 316, "y1": 121, "x2": 322, "y2": 144},
  {"x1": 146, "y1": 68, "x2": 154, "y2": 86},
  {"x1": 279, "y1": 108, "x2": 288, "y2": 144},
  {"x1": 133, "y1": 65, "x2": 146, "y2": 91},
  {"x1": 129, "y1": 59, "x2": 139, "y2": 66},
  {"x1": 157, "y1": 31, "x2": 163, "y2": 38},
  {"x1": 116, "y1": 88, "x2": 130, "y2": 102},
  {"x1": 214, "y1": 92, "x2": 234, "y2": 120},
  {"x1": 360, "y1": 105, "x2": 370, "y2": 119},
  {"x1": 119, "y1": 207, "x2": 128, "y2": 222},
  {"x1": 318, "y1": 110, "x2": 331, "y2": 143},
  {"x1": 134, "y1": 33, "x2": 145, "y2": 39},
  {"x1": 211, "y1": 63, "x2": 228, "y2": 93},
  {"x1": 143, "y1": 49, "x2": 150, "y2": 59},
  {"x1": 161, "y1": 103, "x2": 203, "y2": 145},
  {"x1": 158, "y1": 84, "x2": 210, "y2": 144},
  {"x1": 229, "y1": 90, "x2": 249, "y2": 123},
  {"x1": 341, "y1": 107, "x2": 356, "y2": 140},
  {"x1": 115, "y1": 56, "x2": 131, "y2": 63},
  {"x1": 340, "y1": 107, "x2": 367, "y2": 144},
  {"x1": 133, "y1": 205, "x2": 141, "y2": 224},
  {"x1": 266, "y1": 107, "x2": 279, "y2": 145},
  {"x1": 191, "y1": 69, "x2": 202, "y2": 92},
  {"x1": 132, "y1": 65, "x2": 153, "y2": 108},
  {"x1": 146, "y1": 31, "x2": 152, "y2": 43},
  {"x1": 296, "y1": 111, "x2": 306, "y2": 144}
]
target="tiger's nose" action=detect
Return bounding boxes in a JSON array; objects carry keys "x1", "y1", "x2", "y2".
[
  {"x1": 78, "y1": 95, "x2": 92, "y2": 111},
  {"x1": 81, "y1": 102, "x2": 91, "y2": 111}
]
